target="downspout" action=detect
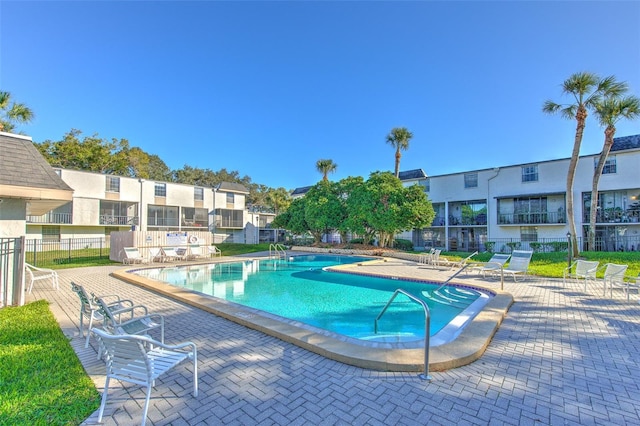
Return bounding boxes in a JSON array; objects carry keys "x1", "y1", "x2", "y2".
[{"x1": 487, "y1": 168, "x2": 500, "y2": 246}]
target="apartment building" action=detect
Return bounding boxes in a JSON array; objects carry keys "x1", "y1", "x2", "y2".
[
  {"x1": 24, "y1": 169, "x2": 264, "y2": 244},
  {"x1": 405, "y1": 134, "x2": 640, "y2": 252}
]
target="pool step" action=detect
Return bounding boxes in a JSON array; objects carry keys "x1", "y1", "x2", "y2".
[{"x1": 423, "y1": 286, "x2": 481, "y2": 309}]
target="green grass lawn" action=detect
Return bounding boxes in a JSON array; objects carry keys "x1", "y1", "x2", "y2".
[{"x1": 0, "y1": 300, "x2": 100, "y2": 425}]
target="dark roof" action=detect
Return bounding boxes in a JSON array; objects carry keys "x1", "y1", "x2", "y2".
[
  {"x1": 216, "y1": 181, "x2": 249, "y2": 194},
  {"x1": 611, "y1": 134, "x2": 640, "y2": 152},
  {"x1": 291, "y1": 186, "x2": 312, "y2": 196},
  {"x1": 398, "y1": 169, "x2": 427, "y2": 181},
  {"x1": 0, "y1": 132, "x2": 72, "y2": 191}
]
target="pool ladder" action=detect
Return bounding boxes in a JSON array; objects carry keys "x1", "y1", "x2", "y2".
[
  {"x1": 375, "y1": 289, "x2": 431, "y2": 381},
  {"x1": 269, "y1": 243, "x2": 287, "y2": 260}
]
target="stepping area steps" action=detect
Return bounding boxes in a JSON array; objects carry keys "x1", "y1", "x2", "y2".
[{"x1": 423, "y1": 286, "x2": 481, "y2": 309}]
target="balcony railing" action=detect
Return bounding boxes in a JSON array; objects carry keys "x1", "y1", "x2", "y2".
[
  {"x1": 498, "y1": 211, "x2": 566, "y2": 225},
  {"x1": 448, "y1": 213, "x2": 487, "y2": 226},
  {"x1": 583, "y1": 210, "x2": 640, "y2": 224},
  {"x1": 181, "y1": 219, "x2": 208, "y2": 227},
  {"x1": 215, "y1": 219, "x2": 245, "y2": 228},
  {"x1": 27, "y1": 213, "x2": 72, "y2": 224},
  {"x1": 100, "y1": 215, "x2": 138, "y2": 226},
  {"x1": 147, "y1": 218, "x2": 180, "y2": 227}
]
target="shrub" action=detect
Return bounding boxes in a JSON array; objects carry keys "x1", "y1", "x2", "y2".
[
  {"x1": 529, "y1": 242, "x2": 543, "y2": 253},
  {"x1": 393, "y1": 239, "x2": 414, "y2": 251},
  {"x1": 484, "y1": 241, "x2": 495, "y2": 253},
  {"x1": 349, "y1": 238, "x2": 364, "y2": 244}
]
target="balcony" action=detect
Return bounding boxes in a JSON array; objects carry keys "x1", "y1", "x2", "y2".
[
  {"x1": 448, "y1": 213, "x2": 487, "y2": 226},
  {"x1": 27, "y1": 212, "x2": 72, "y2": 224},
  {"x1": 181, "y1": 219, "x2": 208, "y2": 228},
  {"x1": 147, "y1": 218, "x2": 180, "y2": 227},
  {"x1": 215, "y1": 219, "x2": 244, "y2": 228},
  {"x1": 498, "y1": 211, "x2": 566, "y2": 225},
  {"x1": 584, "y1": 209, "x2": 640, "y2": 224},
  {"x1": 100, "y1": 215, "x2": 138, "y2": 226}
]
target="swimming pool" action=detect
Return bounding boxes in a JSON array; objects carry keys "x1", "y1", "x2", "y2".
[{"x1": 132, "y1": 254, "x2": 492, "y2": 345}]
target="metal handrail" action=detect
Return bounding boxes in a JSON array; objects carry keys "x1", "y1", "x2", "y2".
[
  {"x1": 374, "y1": 289, "x2": 431, "y2": 381},
  {"x1": 431, "y1": 263, "x2": 472, "y2": 295},
  {"x1": 269, "y1": 243, "x2": 287, "y2": 259}
]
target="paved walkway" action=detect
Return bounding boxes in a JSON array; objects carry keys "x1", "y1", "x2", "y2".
[{"x1": 29, "y1": 258, "x2": 640, "y2": 425}]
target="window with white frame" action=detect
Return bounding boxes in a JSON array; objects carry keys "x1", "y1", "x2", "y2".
[
  {"x1": 106, "y1": 176, "x2": 120, "y2": 192},
  {"x1": 596, "y1": 155, "x2": 617, "y2": 174},
  {"x1": 194, "y1": 187, "x2": 204, "y2": 201},
  {"x1": 464, "y1": 173, "x2": 478, "y2": 188},
  {"x1": 226, "y1": 192, "x2": 234, "y2": 207},
  {"x1": 154, "y1": 182, "x2": 166, "y2": 197},
  {"x1": 521, "y1": 165, "x2": 538, "y2": 182}
]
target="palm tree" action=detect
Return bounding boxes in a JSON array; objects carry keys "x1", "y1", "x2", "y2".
[
  {"x1": 542, "y1": 73, "x2": 626, "y2": 257},
  {"x1": 0, "y1": 91, "x2": 34, "y2": 133},
  {"x1": 385, "y1": 127, "x2": 413, "y2": 178},
  {"x1": 316, "y1": 159, "x2": 337, "y2": 181},
  {"x1": 587, "y1": 94, "x2": 640, "y2": 250}
]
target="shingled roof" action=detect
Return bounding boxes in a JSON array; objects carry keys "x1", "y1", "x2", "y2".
[
  {"x1": 398, "y1": 169, "x2": 427, "y2": 181},
  {"x1": 611, "y1": 134, "x2": 640, "y2": 152},
  {"x1": 0, "y1": 132, "x2": 73, "y2": 215},
  {"x1": 216, "y1": 181, "x2": 249, "y2": 194}
]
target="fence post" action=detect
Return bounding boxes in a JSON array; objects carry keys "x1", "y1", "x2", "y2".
[{"x1": 13, "y1": 236, "x2": 26, "y2": 306}]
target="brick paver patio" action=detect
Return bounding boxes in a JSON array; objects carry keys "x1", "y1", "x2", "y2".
[{"x1": 29, "y1": 257, "x2": 640, "y2": 425}]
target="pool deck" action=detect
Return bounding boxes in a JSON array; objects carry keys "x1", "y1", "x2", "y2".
[{"x1": 30, "y1": 253, "x2": 640, "y2": 425}]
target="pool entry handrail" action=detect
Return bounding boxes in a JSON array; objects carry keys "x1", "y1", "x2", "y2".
[
  {"x1": 269, "y1": 243, "x2": 287, "y2": 260},
  {"x1": 431, "y1": 263, "x2": 473, "y2": 296},
  {"x1": 375, "y1": 289, "x2": 432, "y2": 381}
]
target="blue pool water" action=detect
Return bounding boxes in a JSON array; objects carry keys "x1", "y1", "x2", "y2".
[{"x1": 133, "y1": 254, "x2": 490, "y2": 343}]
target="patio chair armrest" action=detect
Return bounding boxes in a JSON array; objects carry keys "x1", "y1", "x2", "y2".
[
  {"x1": 120, "y1": 313, "x2": 164, "y2": 327},
  {"x1": 107, "y1": 298, "x2": 135, "y2": 311},
  {"x1": 111, "y1": 304, "x2": 150, "y2": 320}
]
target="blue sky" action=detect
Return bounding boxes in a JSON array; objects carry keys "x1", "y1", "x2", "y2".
[{"x1": 2, "y1": 1, "x2": 639, "y2": 190}]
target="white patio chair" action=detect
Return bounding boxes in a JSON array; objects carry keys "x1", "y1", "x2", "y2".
[
  {"x1": 207, "y1": 245, "x2": 222, "y2": 258},
  {"x1": 92, "y1": 328, "x2": 198, "y2": 426},
  {"x1": 188, "y1": 244, "x2": 206, "y2": 260},
  {"x1": 148, "y1": 247, "x2": 165, "y2": 263},
  {"x1": 599, "y1": 263, "x2": 630, "y2": 298},
  {"x1": 95, "y1": 296, "x2": 165, "y2": 360},
  {"x1": 123, "y1": 247, "x2": 149, "y2": 265},
  {"x1": 498, "y1": 250, "x2": 533, "y2": 282},
  {"x1": 468, "y1": 253, "x2": 511, "y2": 277},
  {"x1": 563, "y1": 259, "x2": 599, "y2": 291},
  {"x1": 162, "y1": 247, "x2": 186, "y2": 262},
  {"x1": 70, "y1": 282, "x2": 134, "y2": 348},
  {"x1": 25, "y1": 262, "x2": 59, "y2": 293}
]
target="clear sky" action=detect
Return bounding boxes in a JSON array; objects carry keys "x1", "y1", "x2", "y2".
[{"x1": 1, "y1": 1, "x2": 639, "y2": 190}]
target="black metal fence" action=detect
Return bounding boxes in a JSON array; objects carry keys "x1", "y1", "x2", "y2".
[{"x1": 26, "y1": 238, "x2": 110, "y2": 267}]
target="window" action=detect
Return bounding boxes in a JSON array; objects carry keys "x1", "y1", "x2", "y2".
[
  {"x1": 154, "y1": 182, "x2": 166, "y2": 197},
  {"x1": 226, "y1": 192, "x2": 235, "y2": 206},
  {"x1": 194, "y1": 187, "x2": 204, "y2": 201},
  {"x1": 596, "y1": 155, "x2": 617, "y2": 174},
  {"x1": 522, "y1": 165, "x2": 538, "y2": 182},
  {"x1": 520, "y1": 226, "x2": 538, "y2": 242},
  {"x1": 42, "y1": 226, "x2": 61, "y2": 242},
  {"x1": 106, "y1": 176, "x2": 120, "y2": 192},
  {"x1": 422, "y1": 178, "x2": 430, "y2": 192},
  {"x1": 464, "y1": 173, "x2": 478, "y2": 188}
]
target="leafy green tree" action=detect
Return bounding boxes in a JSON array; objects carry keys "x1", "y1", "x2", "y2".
[
  {"x1": 335, "y1": 176, "x2": 365, "y2": 243},
  {"x1": 36, "y1": 129, "x2": 131, "y2": 174},
  {"x1": 543, "y1": 72, "x2": 626, "y2": 257},
  {"x1": 316, "y1": 159, "x2": 337, "y2": 181},
  {"x1": 385, "y1": 127, "x2": 413, "y2": 178},
  {"x1": 125, "y1": 147, "x2": 172, "y2": 181},
  {"x1": 272, "y1": 197, "x2": 308, "y2": 236},
  {"x1": 588, "y1": 93, "x2": 640, "y2": 249},
  {"x1": 0, "y1": 91, "x2": 34, "y2": 133},
  {"x1": 266, "y1": 187, "x2": 292, "y2": 214},
  {"x1": 303, "y1": 181, "x2": 343, "y2": 243}
]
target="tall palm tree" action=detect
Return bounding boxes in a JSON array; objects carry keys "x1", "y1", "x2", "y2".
[
  {"x1": 316, "y1": 159, "x2": 337, "y2": 181},
  {"x1": 588, "y1": 94, "x2": 640, "y2": 250},
  {"x1": 0, "y1": 91, "x2": 34, "y2": 133},
  {"x1": 385, "y1": 127, "x2": 413, "y2": 178},
  {"x1": 542, "y1": 73, "x2": 626, "y2": 257}
]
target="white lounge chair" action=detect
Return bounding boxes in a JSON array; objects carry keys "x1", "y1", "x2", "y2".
[
  {"x1": 25, "y1": 262, "x2": 59, "y2": 293},
  {"x1": 95, "y1": 296, "x2": 165, "y2": 344},
  {"x1": 469, "y1": 253, "x2": 511, "y2": 277},
  {"x1": 207, "y1": 245, "x2": 222, "y2": 258},
  {"x1": 92, "y1": 328, "x2": 198, "y2": 426},
  {"x1": 148, "y1": 247, "x2": 165, "y2": 263},
  {"x1": 123, "y1": 247, "x2": 149, "y2": 265},
  {"x1": 162, "y1": 247, "x2": 186, "y2": 262},
  {"x1": 563, "y1": 259, "x2": 599, "y2": 291},
  {"x1": 499, "y1": 250, "x2": 533, "y2": 281},
  {"x1": 445, "y1": 251, "x2": 478, "y2": 270},
  {"x1": 188, "y1": 244, "x2": 206, "y2": 260},
  {"x1": 70, "y1": 282, "x2": 134, "y2": 348}
]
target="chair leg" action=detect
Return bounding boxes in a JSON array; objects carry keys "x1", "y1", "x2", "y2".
[
  {"x1": 97, "y1": 376, "x2": 111, "y2": 423},
  {"x1": 85, "y1": 317, "x2": 94, "y2": 348},
  {"x1": 141, "y1": 386, "x2": 153, "y2": 426}
]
